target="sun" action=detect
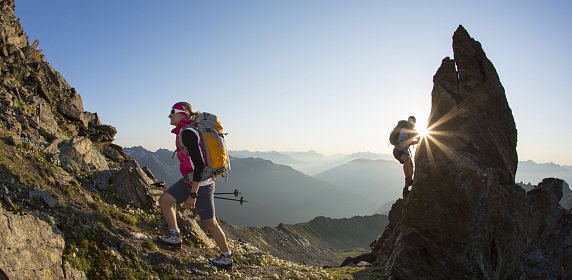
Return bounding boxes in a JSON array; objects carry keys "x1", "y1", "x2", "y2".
[
  {"x1": 417, "y1": 126, "x2": 430, "y2": 138},
  {"x1": 415, "y1": 120, "x2": 430, "y2": 138}
]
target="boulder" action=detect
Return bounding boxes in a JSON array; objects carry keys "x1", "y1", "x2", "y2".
[
  {"x1": 34, "y1": 97, "x2": 60, "y2": 140},
  {"x1": 29, "y1": 189, "x2": 57, "y2": 208},
  {"x1": 102, "y1": 143, "x2": 129, "y2": 163},
  {"x1": 93, "y1": 170, "x2": 115, "y2": 191},
  {"x1": 83, "y1": 111, "x2": 101, "y2": 126},
  {"x1": 0, "y1": 206, "x2": 66, "y2": 279},
  {"x1": 180, "y1": 212, "x2": 216, "y2": 248},
  {"x1": 89, "y1": 124, "x2": 117, "y2": 144},
  {"x1": 110, "y1": 160, "x2": 157, "y2": 209},
  {"x1": 63, "y1": 261, "x2": 87, "y2": 280},
  {"x1": 58, "y1": 136, "x2": 109, "y2": 172},
  {"x1": 57, "y1": 103, "x2": 81, "y2": 121}
]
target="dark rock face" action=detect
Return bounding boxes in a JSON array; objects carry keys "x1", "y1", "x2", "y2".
[
  {"x1": 110, "y1": 160, "x2": 157, "y2": 209},
  {"x1": 345, "y1": 26, "x2": 572, "y2": 279},
  {"x1": 425, "y1": 26, "x2": 518, "y2": 184}
]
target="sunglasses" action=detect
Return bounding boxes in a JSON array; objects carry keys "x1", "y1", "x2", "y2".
[{"x1": 169, "y1": 108, "x2": 187, "y2": 116}]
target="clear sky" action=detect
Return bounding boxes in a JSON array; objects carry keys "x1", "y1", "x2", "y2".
[{"x1": 15, "y1": 0, "x2": 572, "y2": 165}]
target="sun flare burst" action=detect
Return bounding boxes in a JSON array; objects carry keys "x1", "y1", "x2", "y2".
[
  {"x1": 417, "y1": 126, "x2": 430, "y2": 138},
  {"x1": 415, "y1": 119, "x2": 430, "y2": 138}
]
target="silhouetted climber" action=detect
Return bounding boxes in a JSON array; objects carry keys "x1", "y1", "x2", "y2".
[
  {"x1": 158, "y1": 102, "x2": 233, "y2": 268},
  {"x1": 390, "y1": 116, "x2": 420, "y2": 197}
]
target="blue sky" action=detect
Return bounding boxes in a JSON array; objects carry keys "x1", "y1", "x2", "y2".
[{"x1": 15, "y1": 0, "x2": 572, "y2": 165}]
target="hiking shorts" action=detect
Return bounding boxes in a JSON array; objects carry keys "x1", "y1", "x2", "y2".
[
  {"x1": 166, "y1": 178, "x2": 215, "y2": 220},
  {"x1": 393, "y1": 147, "x2": 411, "y2": 164}
]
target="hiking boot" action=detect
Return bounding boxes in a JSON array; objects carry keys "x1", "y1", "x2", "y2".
[
  {"x1": 208, "y1": 253, "x2": 233, "y2": 268},
  {"x1": 402, "y1": 186, "x2": 410, "y2": 197},
  {"x1": 405, "y1": 177, "x2": 413, "y2": 187},
  {"x1": 158, "y1": 232, "x2": 181, "y2": 246}
]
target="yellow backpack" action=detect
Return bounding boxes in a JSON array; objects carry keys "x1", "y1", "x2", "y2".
[{"x1": 182, "y1": 112, "x2": 230, "y2": 180}]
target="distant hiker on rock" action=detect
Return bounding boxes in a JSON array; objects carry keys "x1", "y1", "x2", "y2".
[
  {"x1": 389, "y1": 116, "x2": 420, "y2": 197},
  {"x1": 158, "y1": 102, "x2": 233, "y2": 268}
]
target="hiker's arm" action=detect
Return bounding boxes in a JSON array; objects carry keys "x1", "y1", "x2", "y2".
[
  {"x1": 182, "y1": 129, "x2": 205, "y2": 185},
  {"x1": 411, "y1": 130, "x2": 420, "y2": 145}
]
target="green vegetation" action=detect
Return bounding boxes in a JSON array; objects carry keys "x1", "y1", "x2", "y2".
[
  {"x1": 325, "y1": 266, "x2": 366, "y2": 279},
  {"x1": 14, "y1": 99, "x2": 36, "y2": 116},
  {"x1": 120, "y1": 212, "x2": 139, "y2": 226},
  {"x1": 144, "y1": 239, "x2": 158, "y2": 252},
  {"x1": 4, "y1": 77, "x2": 21, "y2": 87},
  {"x1": 64, "y1": 239, "x2": 115, "y2": 279}
]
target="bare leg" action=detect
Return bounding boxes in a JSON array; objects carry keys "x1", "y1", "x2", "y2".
[
  {"x1": 202, "y1": 218, "x2": 230, "y2": 253},
  {"x1": 400, "y1": 154, "x2": 413, "y2": 184},
  {"x1": 404, "y1": 157, "x2": 413, "y2": 180},
  {"x1": 159, "y1": 192, "x2": 178, "y2": 230}
]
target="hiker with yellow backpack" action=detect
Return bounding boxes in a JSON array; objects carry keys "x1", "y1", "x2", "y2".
[{"x1": 158, "y1": 102, "x2": 233, "y2": 268}]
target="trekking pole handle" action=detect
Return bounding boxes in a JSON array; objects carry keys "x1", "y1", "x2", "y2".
[{"x1": 213, "y1": 189, "x2": 240, "y2": 197}]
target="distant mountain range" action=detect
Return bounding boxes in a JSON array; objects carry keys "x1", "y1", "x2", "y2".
[
  {"x1": 125, "y1": 147, "x2": 572, "y2": 226},
  {"x1": 231, "y1": 150, "x2": 572, "y2": 205},
  {"x1": 230, "y1": 150, "x2": 394, "y2": 175},
  {"x1": 126, "y1": 147, "x2": 379, "y2": 226},
  {"x1": 231, "y1": 150, "x2": 572, "y2": 185},
  {"x1": 517, "y1": 160, "x2": 572, "y2": 185},
  {"x1": 230, "y1": 150, "x2": 303, "y2": 165}
]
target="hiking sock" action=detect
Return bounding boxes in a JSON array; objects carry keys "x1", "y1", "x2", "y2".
[
  {"x1": 222, "y1": 251, "x2": 232, "y2": 257},
  {"x1": 169, "y1": 228, "x2": 180, "y2": 236}
]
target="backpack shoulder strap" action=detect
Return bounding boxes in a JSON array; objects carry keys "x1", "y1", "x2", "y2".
[
  {"x1": 181, "y1": 125, "x2": 200, "y2": 137},
  {"x1": 178, "y1": 125, "x2": 200, "y2": 154}
]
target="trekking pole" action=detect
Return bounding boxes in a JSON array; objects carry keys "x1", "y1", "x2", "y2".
[
  {"x1": 214, "y1": 189, "x2": 240, "y2": 197},
  {"x1": 214, "y1": 196, "x2": 248, "y2": 205}
]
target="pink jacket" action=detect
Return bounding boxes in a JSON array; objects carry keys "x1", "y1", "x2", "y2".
[{"x1": 171, "y1": 118, "x2": 206, "y2": 180}]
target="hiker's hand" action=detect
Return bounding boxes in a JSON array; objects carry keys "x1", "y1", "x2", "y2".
[{"x1": 185, "y1": 196, "x2": 196, "y2": 210}]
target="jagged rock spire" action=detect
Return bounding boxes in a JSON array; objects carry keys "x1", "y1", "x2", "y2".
[
  {"x1": 420, "y1": 24, "x2": 517, "y2": 184},
  {"x1": 344, "y1": 25, "x2": 571, "y2": 280}
]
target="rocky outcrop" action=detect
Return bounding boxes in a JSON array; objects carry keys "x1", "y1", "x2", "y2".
[
  {"x1": 0, "y1": 0, "x2": 117, "y2": 173},
  {"x1": 102, "y1": 143, "x2": 129, "y2": 163},
  {"x1": 523, "y1": 178, "x2": 570, "y2": 278},
  {"x1": 345, "y1": 25, "x2": 572, "y2": 279},
  {"x1": 58, "y1": 136, "x2": 110, "y2": 172},
  {"x1": 110, "y1": 160, "x2": 157, "y2": 209},
  {"x1": 0, "y1": 206, "x2": 87, "y2": 279},
  {"x1": 179, "y1": 212, "x2": 217, "y2": 248}
]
